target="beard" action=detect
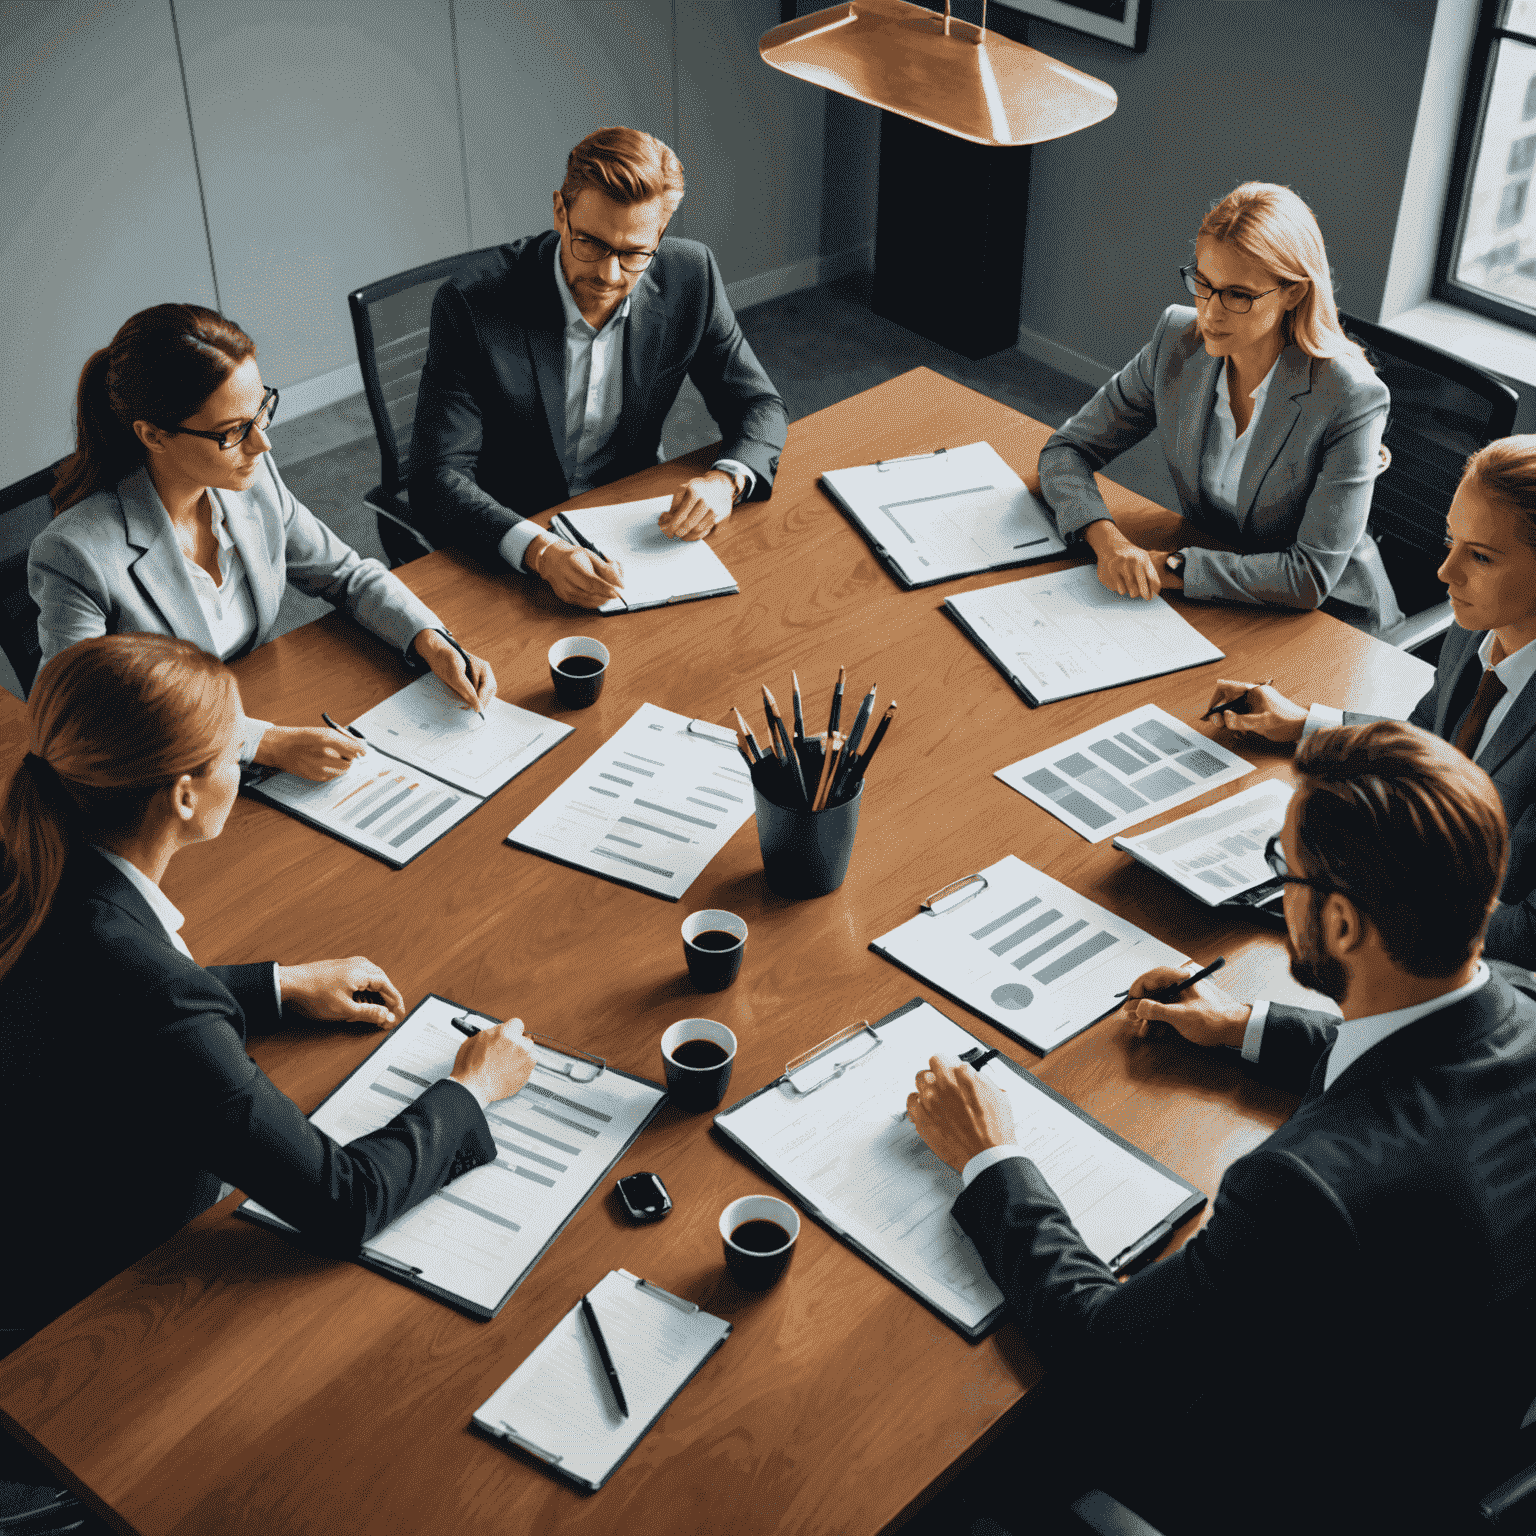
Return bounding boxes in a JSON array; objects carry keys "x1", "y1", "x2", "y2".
[{"x1": 1287, "y1": 895, "x2": 1349, "y2": 1004}]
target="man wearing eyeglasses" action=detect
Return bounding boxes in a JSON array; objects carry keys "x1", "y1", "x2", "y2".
[
  {"x1": 409, "y1": 127, "x2": 788, "y2": 610},
  {"x1": 905, "y1": 721, "x2": 1536, "y2": 1536}
]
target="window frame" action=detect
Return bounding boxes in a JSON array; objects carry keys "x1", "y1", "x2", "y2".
[{"x1": 1436, "y1": 0, "x2": 1536, "y2": 334}]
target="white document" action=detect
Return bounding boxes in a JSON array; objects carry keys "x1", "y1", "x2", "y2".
[
  {"x1": 995, "y1": 702, "x2": 1255, "y2": 843},
  {"x1": 945, "y1": 562, "x2": 1225, "y2": 704},
  {"x1": 506, "y1": 702, "x2": 756, "y2": 900},
  {"x1": 871, "y1": 855, "x2": 1189, "y2": 1053},
  {"x1": 240, "y1": 996, "x2": 665, "y2": 1316},
  {"x1": 249, "y1": 676, "x2": 573, "y2": 867},
  {"x1": 1114, "y1": 779, "x2": 1293, "y2": 906},
  {"x1": 819, "y1": 441, "x2": 1066, "y2": 586},
  {"x1": 716, "y1": 1001, "x2": 1198, "y2": 1335},
  {"x1": 553, "y1": 496, "x2": 738, "y2": 613},
  {"x1": 472, "y1": 1269, "x2": 730, "y2": 1490}
]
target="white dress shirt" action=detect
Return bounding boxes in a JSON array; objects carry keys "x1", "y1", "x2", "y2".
[
  {"x1": 497, "y1": 242, "x2": 755, "y2": 574},
  {"x1": 1199, "y1": 357, "x2": 1280, "y2": 517},
  {"x1": 1301, "y1": 629, "x2": 1536, "y2": 762}
]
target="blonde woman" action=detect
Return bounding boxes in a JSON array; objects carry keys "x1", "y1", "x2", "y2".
[{"x1": 1039, "y1": 182, "x2": 1398, "y2": 632}]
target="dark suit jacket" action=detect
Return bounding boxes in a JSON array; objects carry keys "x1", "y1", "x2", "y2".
[
  {"x1": 953, "y1": 969, "x2": 1536, "y2": 1534},
  {"x1": 1339, "y1": 621, "x2": 1536, "y2": 964},
  {"x1": 0, "y1": 853, "x2": 495, "y2": 1337},
  {"x1": 408, "y1": 232, "x2": 788, "y2": 565}
]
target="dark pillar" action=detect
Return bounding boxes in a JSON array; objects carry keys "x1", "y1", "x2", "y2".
[{"x1": 871, "y1": 110, "x2": 1030, "y2": 359}]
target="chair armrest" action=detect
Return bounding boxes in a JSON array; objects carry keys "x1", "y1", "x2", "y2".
[
  {"x1": 1482, "y1": 1458, "x2": 1536, "y2": 1525},
  {"x1": 1375, "y1": 599, "x2": 1454, "y2": 657},
  {"x1": 1069, "y1": 1489, "x2": 1167, "y2": 1536},
  {"x1": 364, "y1": 487, "x2": 434, "y2": 568}
]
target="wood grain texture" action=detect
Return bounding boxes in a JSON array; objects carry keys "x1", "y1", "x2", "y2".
[{"x1": 0, "y1": 370, "x2": 1434, "y2": 1536}]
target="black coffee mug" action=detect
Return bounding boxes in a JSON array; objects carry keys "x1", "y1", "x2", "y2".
[
  {"x1": 681, "y1": 909, "x2": 747, "y2": 992},
  {"x1": 548, "y1": 636, "x2": 609, "y2": 708},
  {"x1": 720, "y1": 1195, "x2": 800, "y2": 1289},
  {"x1": 660, "y1": 1018, "x2": 737, "y2": 1112}
]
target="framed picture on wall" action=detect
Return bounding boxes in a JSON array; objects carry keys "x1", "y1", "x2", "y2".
[{"x1": 993, "y1": 0, "x2": 1151, "y2": 52}]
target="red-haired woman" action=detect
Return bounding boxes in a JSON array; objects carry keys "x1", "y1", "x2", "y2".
[
  {"x1": 0, "y1": 635, "x2": 532, "y2": 1353},
  {"x1": 1039, "y1": 182, "x2": 1398, "y2": 633},
  {"x1": 29, "y1": 304, "x2": 495, "y2": 780}
]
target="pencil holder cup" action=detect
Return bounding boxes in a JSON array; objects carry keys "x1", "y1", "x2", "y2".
[{"x1": 752, "y1": 781, "x2": 863, "y2": 899}]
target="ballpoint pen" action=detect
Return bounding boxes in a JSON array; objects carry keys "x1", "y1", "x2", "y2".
[
  {"x1": 436, "y1": 631, "x2": 486, "y2": 720},
  {"x1": 450, "y1": 1014, "x2": 482, "y2": 1037},
  {"x1": 321, "y1": 712, "x2": 367, "y2": 741},
  {"x1": 843, "y1": 701, "x2": 896, "y2": 790},
  {"x1": 551, "y1": 513, "x2": 613, "y2": 568},
  {"x1": 791, "y1": 670, "x2": 806, "y2": 749},
  {"x1": 1200, "y1": 679, "x2": 1273, "y2": 722},
  {"x1": 827, "y1": 665, "x2": 846, "y2": 737},
  {"x1": 841, "y1": 685, "x2": 877, "y2": 763},
  {"x1": 580, "y1": 1293, "x2": 629, "y2": 1417},
  {"x1": 1116, "y1": 955, "x2": 1226, "y2": 1000}
]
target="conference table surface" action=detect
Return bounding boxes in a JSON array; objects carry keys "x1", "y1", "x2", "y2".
[{"x1": 0, "y1": 369, "x2": 1434, "y2": 1536}]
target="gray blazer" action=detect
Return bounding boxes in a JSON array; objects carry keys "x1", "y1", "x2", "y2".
[
  {"x1": 30, "y1": 455, "x2": 441, "y2": 709},
  {"x1": 1038, "y1": 305, "x2": 1399, "y2": 633}
]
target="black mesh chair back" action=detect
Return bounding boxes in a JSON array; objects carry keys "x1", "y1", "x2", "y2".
[
  {"x1": 0, "y1": 464, "x2": 60, "y2": 698},
  {"x1": 1339, "y1": 312, "x2": 1518, "y2": 647},
  {"x1": 347, "y1": 245, "x2": 505, "y2": 567}
]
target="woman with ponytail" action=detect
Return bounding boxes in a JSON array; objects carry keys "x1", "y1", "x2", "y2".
[
  {"x1": 30, "y1": 304, "x2": 495, "y2": 780},
  {"x1": 0, "y1": 635, "x2": 533, "y2": 1354},
  {"x1": 1037, "y1": 182, "x2": 1399, "y2": 632}
]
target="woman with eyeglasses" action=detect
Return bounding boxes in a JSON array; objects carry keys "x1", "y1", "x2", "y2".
[
  {"x1": 29, "y1": 303, "x2": 495, "y2": 781},
  {"x1": 1037, "y1": 181, "x2": 1399, "y2": 633}
]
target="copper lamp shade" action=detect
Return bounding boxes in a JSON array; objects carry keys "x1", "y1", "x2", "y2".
[{"x1": 759, "y1": 0, "x2": 1116, "y2": 147}]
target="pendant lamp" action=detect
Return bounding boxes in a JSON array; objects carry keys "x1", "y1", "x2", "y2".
[{"x1": 759, "y1": 0, "x2": 1116, "y2": 148}]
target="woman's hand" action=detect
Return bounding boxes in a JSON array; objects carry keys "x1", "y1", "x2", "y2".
[
  {"x1": 413, "y1": 630, "x2": 496, "y2": 713},
  {"x1": 1204, "y1": 679, "x2": 1308, "y2": 743},
  {"x1": 450, "y1": 1016, "x2": 537, "y2": 1106},
  {"x1": 530, "y1": 537, "x2": 625, "y2": 609},
  {"x1": 1084, "y1": 520, "x2": 1163, "y2": 599},
  {"x1": 279, "y1": 958, "x2": 405, "y2": 1028},
  {"x1": 255, "y1": 725, "x2": 365, "y2": 782}
]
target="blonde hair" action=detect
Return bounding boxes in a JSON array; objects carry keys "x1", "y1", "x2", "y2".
[
  {"x1": 559, "y1": 126, "x2": 685, "y2": 217},
  {"x1": 1198, "y1": 182, "x2": 1367, "y2": 364},
  {"x1": 0, "y1": 635, "x2": 237, "y2": 981}
]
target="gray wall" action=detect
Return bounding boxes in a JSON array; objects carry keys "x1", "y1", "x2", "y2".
[{"x1": 0, "y1": 0, "x2": 876, "y2": 487}]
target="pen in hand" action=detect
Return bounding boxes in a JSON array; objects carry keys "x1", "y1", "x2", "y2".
[
  {"x1": 437, "y1": 632, "x2": 486, "y2": 721},
  {"x1": 1200, "y1": 680, "x2": 1273, "y2": 723},
  {"x1": 581, "y1": 1293, "x2": 629, "y2": 1417},
  {"x1": 1116, "y1": 956, "x2": 1226, "y2": 1001}
]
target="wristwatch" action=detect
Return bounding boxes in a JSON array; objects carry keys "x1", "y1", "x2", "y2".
[{"x1": 1164, "y1": 550, "x2": 1186, "y2": 573}]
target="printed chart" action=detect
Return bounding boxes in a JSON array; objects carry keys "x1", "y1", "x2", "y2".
[
  {"x1": 996, "y1": 703, "x2": 1254, "y2": 842},
  {"x1": 507, "y1": 703, "x2": 756, "y2": 900},
  {"x1": 871, "y1": 854, "x2": 1189, "y2": 1052}
]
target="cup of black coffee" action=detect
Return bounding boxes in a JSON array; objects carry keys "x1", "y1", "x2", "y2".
[
  {"x1": 547, "y1": 636, "x2": 610, "y2": 708},
  {"x1": 681, "y1": 909, "x2": 747, "y2": 992},
  {"x1": 719, "y1": 1194, "x2": 800, "y2": 1290},
  {"x1": 660, "y1": 1018, "x2": 737, "y2": 1112}
]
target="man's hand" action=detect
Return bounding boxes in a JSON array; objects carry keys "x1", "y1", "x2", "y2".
[
  {"x1": 412, "y1": 630, "x2": 497, "y2": 713},
  {"x1": 1203, "y1": 679, "x2": 1308, "y2": 743},
  {"x1": 1125, "y1": 965, "x2": 1252, "y2": 1047},
  {"x1": 450, "y1": 1016, "x2": 537, "y2": 1106},
  {"x1": 659, "y1": 470, "x2": 735, "y2": 541},
  {"x1": 906, "y1": 1054, "x2": 1017, "y2": 1172},
  {"x1": 279, "y1": 958, "x2": 406, "y2": 1028},
  {"x1": 532, "y1": 537, "x2": 625, "y2": 608},
  {"x1": 254, "y1": 725, "x2": 365, "y2": 782},
  {"x1": 1084, "y1": 520, "x2": 1163, "y2": 599}
]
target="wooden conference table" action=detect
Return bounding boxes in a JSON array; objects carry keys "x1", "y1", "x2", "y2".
[{"x1": 0, "y1": 370, "x2": 1433, "y2": 1536}]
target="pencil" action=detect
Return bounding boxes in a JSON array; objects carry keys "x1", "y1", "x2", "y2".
[
  {"x1": 827, "y1": 665, "x2": 846, "y2": 736},
  {"x1": 811, "y1": 731, "x2": 840, "y2": 813},
  {"x1": 732, "y1": 706, "x2": 763, "y2": 764},
  {"x1": 841, "y1": 685, "x2": 877, "y2": 761},
  {"x1": 845, "y1": 702, "x2": 896, "y2": 788},
  {"x1": 791, "y1": 670, "x2": 806, "y2": 749},
  {"x1": 764, "y1": 685, "x2": 811, "y2": 807},
  {"x1": 759, "y1": 689, "x2": 787, "y2": 766}
]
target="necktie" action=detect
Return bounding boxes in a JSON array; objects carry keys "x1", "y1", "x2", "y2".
[{"x1": 1454, "y1": 668, "x2": 1507, "y2": 759}]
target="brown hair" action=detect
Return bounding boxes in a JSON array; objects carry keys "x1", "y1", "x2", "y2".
[
  {"x1": 1461, "y1": 436, "x2": 1536, "y2": 548},
  {"x1": 559, "y1": 126, "x2": 685, "y2": 216},
  {"x1": 1292, "y1": 721, "x2": 1507, "y2": 976},
  {"x1": 51, "y1": 304, "x2": 256, "y2": 515},
  {"x1": 0, "y1": 635, "x2": 238, "y2": 981},
  {"x1": 1198, "y1": 182, "x2": 1367, "y2": 364}
]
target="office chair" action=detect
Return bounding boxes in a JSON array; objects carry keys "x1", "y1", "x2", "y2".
[
  {"x1": 1337, "y1": 312, "x2": 1518, "y2": 657},
  {"x1": 0, "y1": 463, "x2": 60, "y2": 698},
  {"x1": 347, "y1": 245, "x2": 506, "y2": 569}
]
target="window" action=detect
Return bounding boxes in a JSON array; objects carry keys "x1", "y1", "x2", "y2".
[{"x1": 1440, "y1": 0, "x2": 1536, "y2": 330}]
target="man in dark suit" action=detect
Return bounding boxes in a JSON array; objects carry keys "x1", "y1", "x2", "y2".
[
  {"x1": 409, "y1": 126, "x2": 788, "y2": 610},
  {"x1": 908, "y1": 722, "x2": 1536, "y2": 1535}
]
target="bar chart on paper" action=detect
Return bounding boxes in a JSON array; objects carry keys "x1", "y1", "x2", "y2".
[
  {"x1": 995, "y1": 703, "x2": 1254, "y2": 842},
  {"x1": 870, "y1": 855, "x2": 1189, "y2": 1052}
]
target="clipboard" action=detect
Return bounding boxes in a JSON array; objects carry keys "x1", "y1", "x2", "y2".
[
  {"x1": 237, "y1": 993, "x2": 667, "y2": 1319},
  {"x1": 714, "y1": 998, "x2": 1206, "y2": 1341},
  {"x1": 550, "y1": 505, "x2": 739, "y2": 613}
]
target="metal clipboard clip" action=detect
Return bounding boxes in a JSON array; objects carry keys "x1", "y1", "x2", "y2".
[
  {"x1": 453, "y1": 1013, "x2": 606, "y2": 1084},
  {"x1": 921, "y1": 873, "x2": 988, "y2": 916},
  {"x1": 875, "y1": 447, "x2": 949, "y2": 471},
  {"x1": 494, "y1": 1423, "x2": 563, "y2": 1466},
  {"x1": 687, "y1": 718, "x2": 738, "y2": 749},
  {"x1": 623, "y1": 1269, "x2": 701, "y2": 1313},
  {"x1": 783, "y1": 1020, "x2": 882, "y2": 1096}
]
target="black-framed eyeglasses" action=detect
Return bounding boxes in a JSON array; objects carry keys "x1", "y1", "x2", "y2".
[
  {"x1": 1180, "y1": 264, "x2": 1282, "y2": 315},
  {"x1": 166, "y1": 385, "x2": 279, "y2": 450},
  {"x1": 1264, "y1": 833, "x2": 1350, "y2": 898},
  {"x1": 567, "y1": 229, "x2": 658, "y2": 274}
]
